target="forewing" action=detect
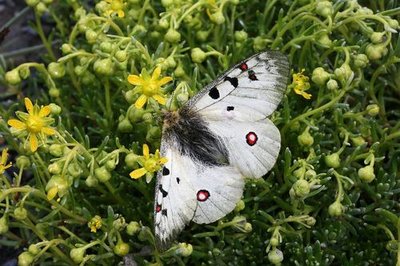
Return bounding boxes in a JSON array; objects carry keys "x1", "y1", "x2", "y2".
[{"x1": 188, "y1": 51, "x2": 289, "y2": 121}]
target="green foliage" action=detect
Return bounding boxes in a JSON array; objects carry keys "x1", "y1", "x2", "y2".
[{"x1": 1, "y1": 0, "x2": 400, "y2": 265}]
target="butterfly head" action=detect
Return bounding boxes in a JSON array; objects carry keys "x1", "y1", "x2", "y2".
[{"x1": 161, "y1": 110, "x2": 180, "y2": 131}]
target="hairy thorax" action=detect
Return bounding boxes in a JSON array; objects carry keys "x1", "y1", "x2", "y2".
[{"x1": 162, "y1": 107, "x2": 229, "y2": 166}]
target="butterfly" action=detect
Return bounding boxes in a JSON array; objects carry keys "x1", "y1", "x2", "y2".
[{"x1": 154, "y1": 51, "x2": 290, "y2": 248}]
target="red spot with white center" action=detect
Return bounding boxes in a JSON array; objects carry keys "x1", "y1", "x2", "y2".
[
  {"x1": 197, "y1": 190, "x2": 210, "y2": 202},
  {"x1": 239, "y1": 63, "x2": 248, "y2": 71},
  {"x1": 246, "y1": 132, "x2": 258, "y2": 146},
  {"x1": 156, "y1": 204, "x2": 162, "y2": 212}
]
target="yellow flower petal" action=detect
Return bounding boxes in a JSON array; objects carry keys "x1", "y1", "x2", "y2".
[
  {"x1": 8, "y1": 119, "x2": 26, "y2": 130},
  {"x1": 302, "y1": 91, "x2": 312, "y2": 99},
  {"x1": 130, "y1": 168, "x2": 147, "y2": 179},
  {"x1": 134, "y1": 94, "x2": 148, "y2": 109},
  {"x1": 117, "y1": 10, "x2": 124, "y2": 18},
  {"x1": 152, "y1": 94, "x2": 166, "y2": 105},
  {"x1": 42, "y1": 127, "x2": 56, "y2": 135},
  {"x1": 29, "y1": 134, "x2": 38, "y2": 152},
  {"x1": 158, "y1": 77, "x2": 173, "y2": 86},
  {"x1": 24, "y1": 98, "x2": 33, "y2": 114},
  {"x1": 152, "y1": 66, "x2": 161, "y2": 80},
  {"x1": 128, "y1": 75, "x2": 144, "y2": 86},
  {"x1": 39, "y1": 106, "x2": 51, "y2": 117},
  {"x1": 159, "y1": 157, "x2": 168, "y2": 164},
  {"x1": 47, "y1": 186, "x2": 58, "y2": 201},
  {"x1": 143, "y1": 144, "x2": 149, "y2": 158},
  {"x1": 1, "y1": 149, "x2": 8, "y2": 164}
]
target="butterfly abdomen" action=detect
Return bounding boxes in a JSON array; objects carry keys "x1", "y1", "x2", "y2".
[{"x1": 163, "y1": 107, "x2": 229, "y2": 166}]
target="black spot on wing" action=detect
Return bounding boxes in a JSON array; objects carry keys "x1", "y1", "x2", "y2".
[
  {"x1": 176, "y1": 177, "x2": 180, "y2": 184},
  {"x1": 159, "y1": 185, "x2": 168, "y2": 197},
  {"x1": 161, "y1": 209, "x2": 168, "y2": 216},
  {"x1": 224, "y1": 76, "x2": 238, "y2": 88},
  {"x1": 209, "y1": 87, "x2": 220, "y2": 99},
  {"x1": 227, "y1": 106, "x2": 234, "y2": 111},
  {"x1": 162, "y1": 166, "x2": 170, "y2": 176}
]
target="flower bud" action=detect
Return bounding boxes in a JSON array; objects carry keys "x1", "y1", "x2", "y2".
[
  {"x1": 19, "y1": 66, "x2": 31, "y2": 79},
  {"x1": 370, "y1": 32, "x2": 385, "y2": 44},
  {"x1": 174, "y1": 65, "x2": 186, "y2": 77},
  {"x1": 48, "y1": 62, "x2": 66, "y2": 79},
  {"x1": 297, "y1": 128, "x2": 314, "y2": 147},
  {"x1": 366, "y1": 104, "x2": 379, "y2": 116},
  {"x1": 114, "y1": 241, "x2": 130, "y2": 256},
  {"x1": 85, "y1": 29, "x2": 98, "y2": 43},
  {"x1": 270, "y1": 236, "x2": 279, "y2": 247},
  {"x1": 366, "y1": 43, "x2": 388, "y2": 60},
  {"x1": 85, "y1": 175, "x2": 98, "y2": 187},
  {"x1": 118, "y1": 118, "x2": 133, "y2": 132},
  {"x1": 46, "y1": 175, "x2": 69, "y2": 199},
  {"x1": 305, "y1": 169, "x2": 317, "y2": 179},
  {"x1": 311, "y1": 67, "x2": 330, "y2": 86},
  {"x1": 316, "y1": 1, "x2": 333, "y2": 17},
  {"x1": 126, "y1": 221, "x2": 140, "y2": 235},
  {"x1": 175, "y1": 242, "x2": 193, "y2": 257},
  {"x1": 305, "y1": 216, "x2": 316, "y2": 226},
  {"x1": 127, "y1": 107, "x2": 146, "y2": 123},
  {"x1": 100, "y1": 42, "x2": 113, "y2": 53},
  {"x1": 196, "y1": 30, "x2": 209, "y2": 41},
  {"x1": 268, "y1": 248, "x2": 284, "y2": 265},
  {"x1": 358, "y1": 165, "x2": 375, "y2": 183},
  {"x1": 234, "y1": 30, "x2": 248, "y2": 42},
  {"x1": 48, "y1": 162, "x2": 62, "y2": 174},
  {"x1": 70, "y1": 247, "x2": 86, "y2": 264},
  {"x1": 5, "y1": 69, "x2": 21, "y2": 85},
  {"x1": 351, "y1": 136, "x2": 366, "y2": 147},
  {"x1": 16, "y1": 156, "x2": 30, "y2": 168},
  {"x1": 35, "y1": 2, "x2": 48, "y2": 15},
  {"x1": 291, "y1": 179, "x2": 310, "y2": 198},
  {"x1": 253, "y1": 36, "x2": 268, "y2": 51},
  {"x1": 191, "y1": 48, "x2": 207, "y2": 63},
  {"x1": 105, "y1": 158, "x2": 116, "y2": 171},
  {"x1": 158, "y1": 18, "x2": 169, "y2": 29},
  {"x1": 49, "y1": 88, "x2": 60, "y2": 98},
  {"x1": 28, "y1": 244, "x2": 40, "y2": 255},
  {"x1": 324, "y1": 153, "x2": 341, "y2": 168},
  {"x1": 68, "y1": 162, "x2": 82, "y2": 178},
  {"x1": 234, "y1": 199, "x2": 245, "y2": 212},
  {"x1": 115, "y1": 50, "x2": 127, "y2": 62},
  {"x1": 48, "y1": 103, "x2": 61, "y2": 115},
  {"x1": 354, "y1": 54, "x2": 369, "y2": 69},
  {"x1": 164, "y1": 29, "x2": 181, "y2": 43},
  {"x1": 334, "y1": 63, "x2": 353, "y2": 84},
  {"x1": 26, "y1": 0, "x2": 40, "y2": 7},
  {"x1": 93, "y1": 58, "x2": 114, "y2": 76},
  {"x1": 125, "y1": 153, "x2": 139, "y2": 169},
  {"x1": 18, "y1": 251, "x2": 34, "y2": 266},
  {"x1": 49, "y1": 144, "x2": 64, "y2": 157},
  {"x1": 326, "y1": 79, "x2": 339, "y2": 90},
  {"x1": 161, "y1": 0, "x2": 174, "y2": 7},
  {"x1": 61, "y1": 43, "x2": 73, "y2": 54},
  {"x1": 14, "y1": 207, "x2": 28, "y2": 220},
  {"x1": 210, "y1": 11, "x2": 225, "y2": 24},
  {"x1": 316, "y1": 33, "x2": 332, "y2": 47},
  {"x1": 0, "y1": 216, "x2": 9, "y2": 234},
  {"x1": 94, "y1": 166, "x2": 111, "y2": 182},
  {"x1": 328, "y1": 201, "x2": 344, "y2": 216},
  {"x1": 388, "y1": 18, "x2": 399, "y2": 30}
]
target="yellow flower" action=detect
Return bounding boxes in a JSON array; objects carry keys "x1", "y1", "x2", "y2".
[
  {"x1": 0, "y1": 149, "x2": 12, "y2": 175},
  {"x1": 105, "y1": 0, "x2": 125, "y2": 18},
  {"x1": 88, "y1": 215, "x2": 102, "y2": 233},
  {"x1": 127, "y1": 66, "x2": 172, "y2": 109},
  {"x1": 292, "y1": 69, "x2": 312, "y2": 100},
  {"x1": 7, "y1": 98, "x2": 56, "y2": 152},
  {"x1": 130, "y1": 144, "x2": 168, "y2": 183}
]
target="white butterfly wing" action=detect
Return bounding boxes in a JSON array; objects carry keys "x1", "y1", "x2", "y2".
[
  {"x1": 189, "y1": 51, "x2": 289, "y2": 121},
  {"x1": 155, "y1": 139, "x2": 244, "y2": 248},
  {"x1": 207, "y1": 119, "x2": 281, "y2": 178},
  {"x1": 155, "y1": 51, "x2": 289, "y2": 247}
]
